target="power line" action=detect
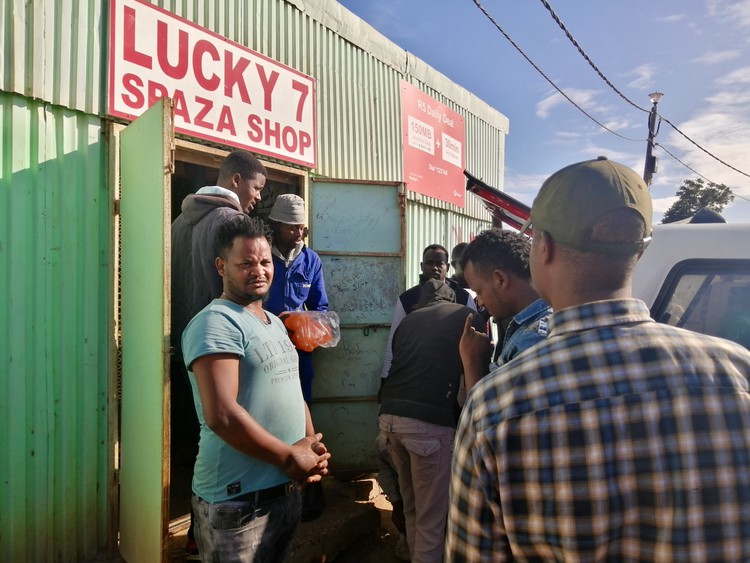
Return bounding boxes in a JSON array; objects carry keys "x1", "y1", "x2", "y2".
[
  {"x1": 471, "y1": 0, "x2": 750, "y2": 185},
  {"x1": 657, "y1": 143, "x2": 750, "y2": 202},
  {"x1": 656, "y1": 143, "x2": 715, "y2": 183},
  {"x1": 658, "y1": 117, "x2": 750, "y2": 180},
  {"x1": 470, "y1": 0, "x2": 645, "y2": 142},
  {"x1": 536, "y1": 0, "x2": 750, "y2": 180},
  {"x1": 537, "y1": 0, "x2": 649, "y2": 115}
]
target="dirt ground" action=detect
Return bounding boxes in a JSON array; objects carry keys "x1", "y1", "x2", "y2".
[
  {"x1": 168, "y1": 476, "x2": 409, "y2": 562},
  {"x1": 330, "y1": 481, "x2": 408, "y2": 563}
]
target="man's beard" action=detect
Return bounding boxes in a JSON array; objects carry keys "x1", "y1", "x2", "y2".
[{"x1": 244, "y1": 292, "x2": 267, "y2": 304}]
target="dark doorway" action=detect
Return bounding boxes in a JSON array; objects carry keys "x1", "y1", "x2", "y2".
[{"x1": 168, "y1": 152, "x2": 303, "y2": 524}]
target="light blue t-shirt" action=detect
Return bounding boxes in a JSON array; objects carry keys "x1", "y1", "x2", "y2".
[{"x1": 182, "y1": 299, "x2": 306, "y2": 503}]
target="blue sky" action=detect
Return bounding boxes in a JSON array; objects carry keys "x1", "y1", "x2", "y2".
[{"x1": 338, "y1": 0, "x2": 750, "y2": 223}]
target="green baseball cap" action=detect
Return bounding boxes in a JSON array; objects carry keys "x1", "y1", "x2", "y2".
[{"x1": 520, "y1": 156, "x2": 653, "y2": 254}]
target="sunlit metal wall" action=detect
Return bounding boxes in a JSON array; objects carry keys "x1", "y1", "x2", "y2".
[
  {"x1": 0, "y1": 1, "x2": 508, "y2": 559},
  {"x1": 0, "y1": 0, "x2": 104, "y2": 114},
  {"x1": 401, "y1": 76, "x2": 503, "y2": 287},
  {"x1": 156, "y1": 0, "x2": 407, "y2": 182},
  {"x1": 2, "y1": 0, "x2": 507, "y2": 187},
  {"x1": 133, "y1": 0, "x2": 404, "y2": 181},
  {"x1": 405, "y1": 193, "x2": 493, "y2": 289},
  {"x1": 153, "y1": 0, "x2": 508, "y2": 291},
  {"x1": 414, "y1": 77, "x2": 507, "y2": 194},
  {"x1": 0, "y1": 92, "x2": 110, "y2": 561}
]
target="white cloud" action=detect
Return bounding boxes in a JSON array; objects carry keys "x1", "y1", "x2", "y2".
[
  {"x1": 503, "y1": 172, "x2": 547, "y2": 204},
  {"x1": 626, "y1": 64, "x2": 657, "y2": 89},
  {"x1": 648, "y1": 52, "x2": 750, "y2": 222},
  {"x1": 552, "y1": 131, "x2": 584, "y2": 141},
  {"x1": 655, "y1": 14, "x2": 687, "y2": 23},
  {"x1": 705, "y1": 89, "x2": 750, "y2": 106},
  {"x1": 706, "y1": 0, "x2": 750, "y2": 27},
  {"x1": 536, "y1": 92, "x2": 568, "y2": 119},
  {"x1": 578, "y1": 146, "x2": 641, "y2": 169},
  {"x1": 663, "y1": 108, "x2": 750, "y2": 206},
  {"x1": 602, "y1": 118, "x2": 637, "y2": 132},
  {"x1": 535, "y1": 88, "x2": 607, "y2": 119},
  {"x1": 691, "y1": 50, "x2": 740, "y2": 64},
  {"x1": 651, "y1": 195, "x2": 678, "y2": 217},
  {"x1": 716, "y1": 66, "x2": 750, "y2": 85}
]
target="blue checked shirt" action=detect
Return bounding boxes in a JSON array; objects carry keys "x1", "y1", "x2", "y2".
[{"x1": 446, "y1": 299, "x2": 750, "y2": 562}]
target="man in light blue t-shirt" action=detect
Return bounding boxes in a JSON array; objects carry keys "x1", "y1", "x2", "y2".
[{"x1": 182, "y1": 214, "x2": 330, "y2": 562}]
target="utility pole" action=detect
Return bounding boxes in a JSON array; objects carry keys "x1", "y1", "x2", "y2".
[{"x1": 643, "y1": 92, "x2": 663, "y2": 187}]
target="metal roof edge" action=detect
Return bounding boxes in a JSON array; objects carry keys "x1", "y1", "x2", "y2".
[{"x1": 293, "y1": 0, "x2": 509, "y2": 131}]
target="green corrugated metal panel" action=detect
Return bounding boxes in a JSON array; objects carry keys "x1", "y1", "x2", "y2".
[
  {"x1": 405, "y1": 202, "x2": 446, "y2": 289},
  {"x1": 405, "y1": 184, "x2": 494, "y2": 222},
  {"x1": 311, "y1": 24, "x2": 403, "y2": 181},
  {"x1": 465, "y1": 112, "x2": 506, "y2": 191},
  {"x1": 309, "y1": 181, "x2": 403, "y2": 473},
  {"x1": 405, "y1": 200, "x2": 492, "y2": 288},
  {"x1": 1, "y1": 0, "x2": 104, "y2": 114},
  {"x1": 0, "y1": 92, "x2": 110, "y2": 561}
]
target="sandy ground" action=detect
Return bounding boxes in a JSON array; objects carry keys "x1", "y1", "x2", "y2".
[
  {"x1": 167, "y1": 476, "x2": 409, "y2": 562},
  {"x1": 331, "y1": 480, "x2": 408, "y2": 563}
]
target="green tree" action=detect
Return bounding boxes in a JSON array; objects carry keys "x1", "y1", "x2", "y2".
[{"x1": 661, "y1": 178, "x2": 735, "y2": 224}]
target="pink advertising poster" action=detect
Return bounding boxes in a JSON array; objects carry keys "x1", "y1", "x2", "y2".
[{"x1": 401, "y1": 81, "x2": 466, "y2": 207}]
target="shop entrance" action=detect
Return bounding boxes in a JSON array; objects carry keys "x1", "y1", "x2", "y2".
[
  {"x1": 168, "y1": 143, "x2": 307, "y2": 527},
  {"x1": 118, "y1": 100, "x2": 305, "y2": 561}
]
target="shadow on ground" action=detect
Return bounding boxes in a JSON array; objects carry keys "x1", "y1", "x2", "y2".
[{"x1": 168, "y1": 475, "x2": 407, "y2": 562}]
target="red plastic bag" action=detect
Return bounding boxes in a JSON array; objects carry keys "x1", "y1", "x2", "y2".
[{"x1": 280, "y1": 311, "x2": 341, "y2": 352}]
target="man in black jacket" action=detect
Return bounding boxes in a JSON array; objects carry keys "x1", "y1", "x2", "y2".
[{"x1": 378, "y1": 279, "x2": 485, "y2": 563}]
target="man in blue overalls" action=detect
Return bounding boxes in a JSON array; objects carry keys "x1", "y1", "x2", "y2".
[{"x1": 265, "y1": 193, "x2": 329, "y2": 521}]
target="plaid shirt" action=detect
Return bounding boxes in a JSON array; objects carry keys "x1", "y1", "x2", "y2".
[{"x1": 447, "y1": 299, "x2": 750, "y2": 562}]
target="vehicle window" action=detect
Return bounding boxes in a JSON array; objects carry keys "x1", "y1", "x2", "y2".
[{"x1": 651, "y1": 260, "x2": 750, "y2": 350}]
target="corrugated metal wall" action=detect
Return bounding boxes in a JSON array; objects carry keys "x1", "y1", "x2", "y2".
[
  {"x1": 1, "y1": 0, "x2": 508, "y2": 559},
  {"x1": 1, "y1": 0, "x2": 104, "y2": 115},
  {"x1": 153, "y1": 0, "x2": 505, "y2": 255},
  {"x1": 2, "y1": 0, "x2": 506, "y2": 192},
  {"x1": 0, "y1": 92, "x2": 110, "y2": 560},
  {"x1": 405, "y1": 194, "x2": 493, "y2": 289},
  {"x1": 413, "y1": 78, "x2": 506, "y2": 192}
]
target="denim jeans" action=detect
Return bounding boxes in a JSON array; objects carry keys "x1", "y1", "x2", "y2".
[
  {"x1": 378, "y1": 414, "x2": 455, "y2": 563},
  {"x1": 191, "y1": 488, "x2": 302, "y2": 563}
]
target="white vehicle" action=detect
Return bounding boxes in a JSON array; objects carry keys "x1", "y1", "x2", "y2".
[
  {"x1": 632, "y1": 222, "x2": 750, "y2": 349},
  {"x1": 474, "y1": 177, "x2": 750, "y2": 350}
]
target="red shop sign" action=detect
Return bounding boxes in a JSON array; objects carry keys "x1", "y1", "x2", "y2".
[{"x1": 108, "y1": 0, "x2": 317, "y2": 167}]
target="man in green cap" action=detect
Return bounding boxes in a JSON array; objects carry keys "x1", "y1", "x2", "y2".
[{"x1": 446, "y1": 157, "x2": 750, "y2": 561}]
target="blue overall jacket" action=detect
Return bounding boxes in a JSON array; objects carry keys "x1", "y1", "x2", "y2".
[{"x1": 266, "y1": 244, "x2": 328, "y2": 403}]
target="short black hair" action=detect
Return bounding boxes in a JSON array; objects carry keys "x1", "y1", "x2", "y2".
[
  {"x1": 451, "y1": 242, "x2": 469, "y2": 263},
  {"x1": 423, "y1": 244, "x2": 449, "y2": 259},
  {"x1": 216, "y1": 214, "x2": 271, "y2": 259},
  {"x1": 460, "y1": 229, "x2": 531, "y2": 280},
  {"x1": 217, "y1": 150, "x2": 267, "y2": 183}
]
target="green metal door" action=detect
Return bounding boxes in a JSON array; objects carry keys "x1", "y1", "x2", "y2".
[
  {"x1": 309, "y1": 180, "x2": 404, "y2": 476},
  {"x1": 119, "y1": 99, "x2": 174, "y2": 562}
]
